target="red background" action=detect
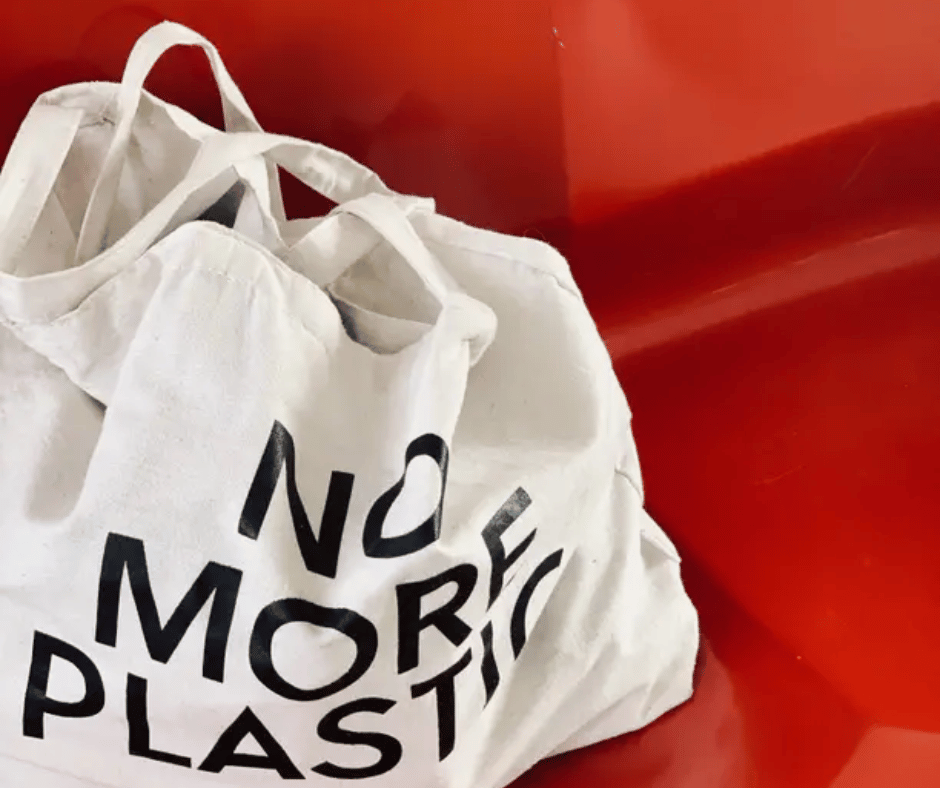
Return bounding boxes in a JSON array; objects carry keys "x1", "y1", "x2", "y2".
[{"x1": 4, "y1": 2, "x2": 940, "y2": 785}]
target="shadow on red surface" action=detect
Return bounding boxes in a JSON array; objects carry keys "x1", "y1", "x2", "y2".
[{"x1": 573, "y1": 106, "x2": 940, "y2": 787}]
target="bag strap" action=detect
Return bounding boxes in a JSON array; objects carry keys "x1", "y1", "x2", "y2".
[
  {"x1": 193, "y1": 135, "x2": 448, "y2": 296},
  {"x1": 116, "y1": 22, "x2": 263, "y2": 132},
  {"x1": 195, "y1": 123, "x2": 418, "y2": 212},
  {"x1": 336, "y1": 195, "x2": 496, "y2": 362},
  {"x1": 335, "y1": 193, "x2": 453, "y2": 304},
  {"x1": 0, "y1": 123, "x2": 495, "y2": 362},
  {"x1": 0, "y1": 104, "x2": 83, "y2": 271},
  {"x1": 74, "y1": 22, "x2": 280, "y2": 264}
]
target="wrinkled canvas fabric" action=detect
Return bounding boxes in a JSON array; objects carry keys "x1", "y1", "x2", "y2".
[{"x1": 0, "y1": 23, "x2": 699, "y2": 788}]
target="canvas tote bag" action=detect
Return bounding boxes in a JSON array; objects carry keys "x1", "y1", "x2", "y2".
[{"x1": 0, "y1": 23, "x2": 699, "y2": 788}]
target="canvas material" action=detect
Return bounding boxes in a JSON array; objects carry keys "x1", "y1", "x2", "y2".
[{"x1": 0, "y1": 23, "x2": 699, "y2": 788}]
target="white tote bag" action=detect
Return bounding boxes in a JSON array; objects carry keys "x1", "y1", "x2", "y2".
[{"x1": 0, "y1": 23, "x2": 699, "y2": 788}]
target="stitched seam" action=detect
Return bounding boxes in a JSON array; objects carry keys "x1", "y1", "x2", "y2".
[
  {"x1": 7, "y1": 263, "x2": 327, "y2": 363},
  {"x1": 156, "y1": 259, "x2": 331, "y2": 353},
  {"x1": 423, "y1": 235, "x2": 582, "y2": 301},
  {"x1": 11, "y1": 262, "x2": 332, "y2": 371}
]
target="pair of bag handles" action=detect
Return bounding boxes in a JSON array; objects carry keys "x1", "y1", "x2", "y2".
[
  {"x1": 77, "y1": 22, "x2": 458, "y2": 306},
  {"x1": 0, "y1": 22, "x2": 462, "y2": 322}
]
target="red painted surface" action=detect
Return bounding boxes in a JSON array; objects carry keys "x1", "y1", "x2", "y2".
[{"x1": 4, "y1": 1, "x2": 940, "y2": 784}]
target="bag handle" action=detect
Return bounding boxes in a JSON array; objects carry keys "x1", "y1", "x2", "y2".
[
  {"x1": 74, "y1": 22, "x2": 278, "y2": 264},
  {"x1": 115, "y1": 22, "x2": 264, "y2": 133},
  {"x1": 194, "y1": 135, "x2": 446, "y2": 298},
  {"x1": 334, "y1": 193, "x2": 453, "y2": 304},
  {"x1": 0, "y1": 104, "x2": 84, "y2": 271},
  {"x1": 329, "y1": 194, "x2": 496, "y2": 360},
  {"x1": 1, "y1": 124, "x2": 494, "y2": 360},
  {"x1": 196, "y1": 133, "x2": 493, "y2": 352},
  {"x1": 75, "y1": 22, "x2": 415, "y2": 264},
  {"x1": 193, "y1": 129, "x2": 430, "y2": 222}
]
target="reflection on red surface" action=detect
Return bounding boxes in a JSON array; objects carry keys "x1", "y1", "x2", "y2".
[
  {"x1": 4, "y1": 1, "x2": 940, "y2": 785},
  {"x1": 553, "y1": 0, "x2": 940, "y2": 222}
]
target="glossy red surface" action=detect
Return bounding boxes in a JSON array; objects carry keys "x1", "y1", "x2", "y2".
[{"x1": 4, "y1": 2, "x2": 940, "y2": 785}]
